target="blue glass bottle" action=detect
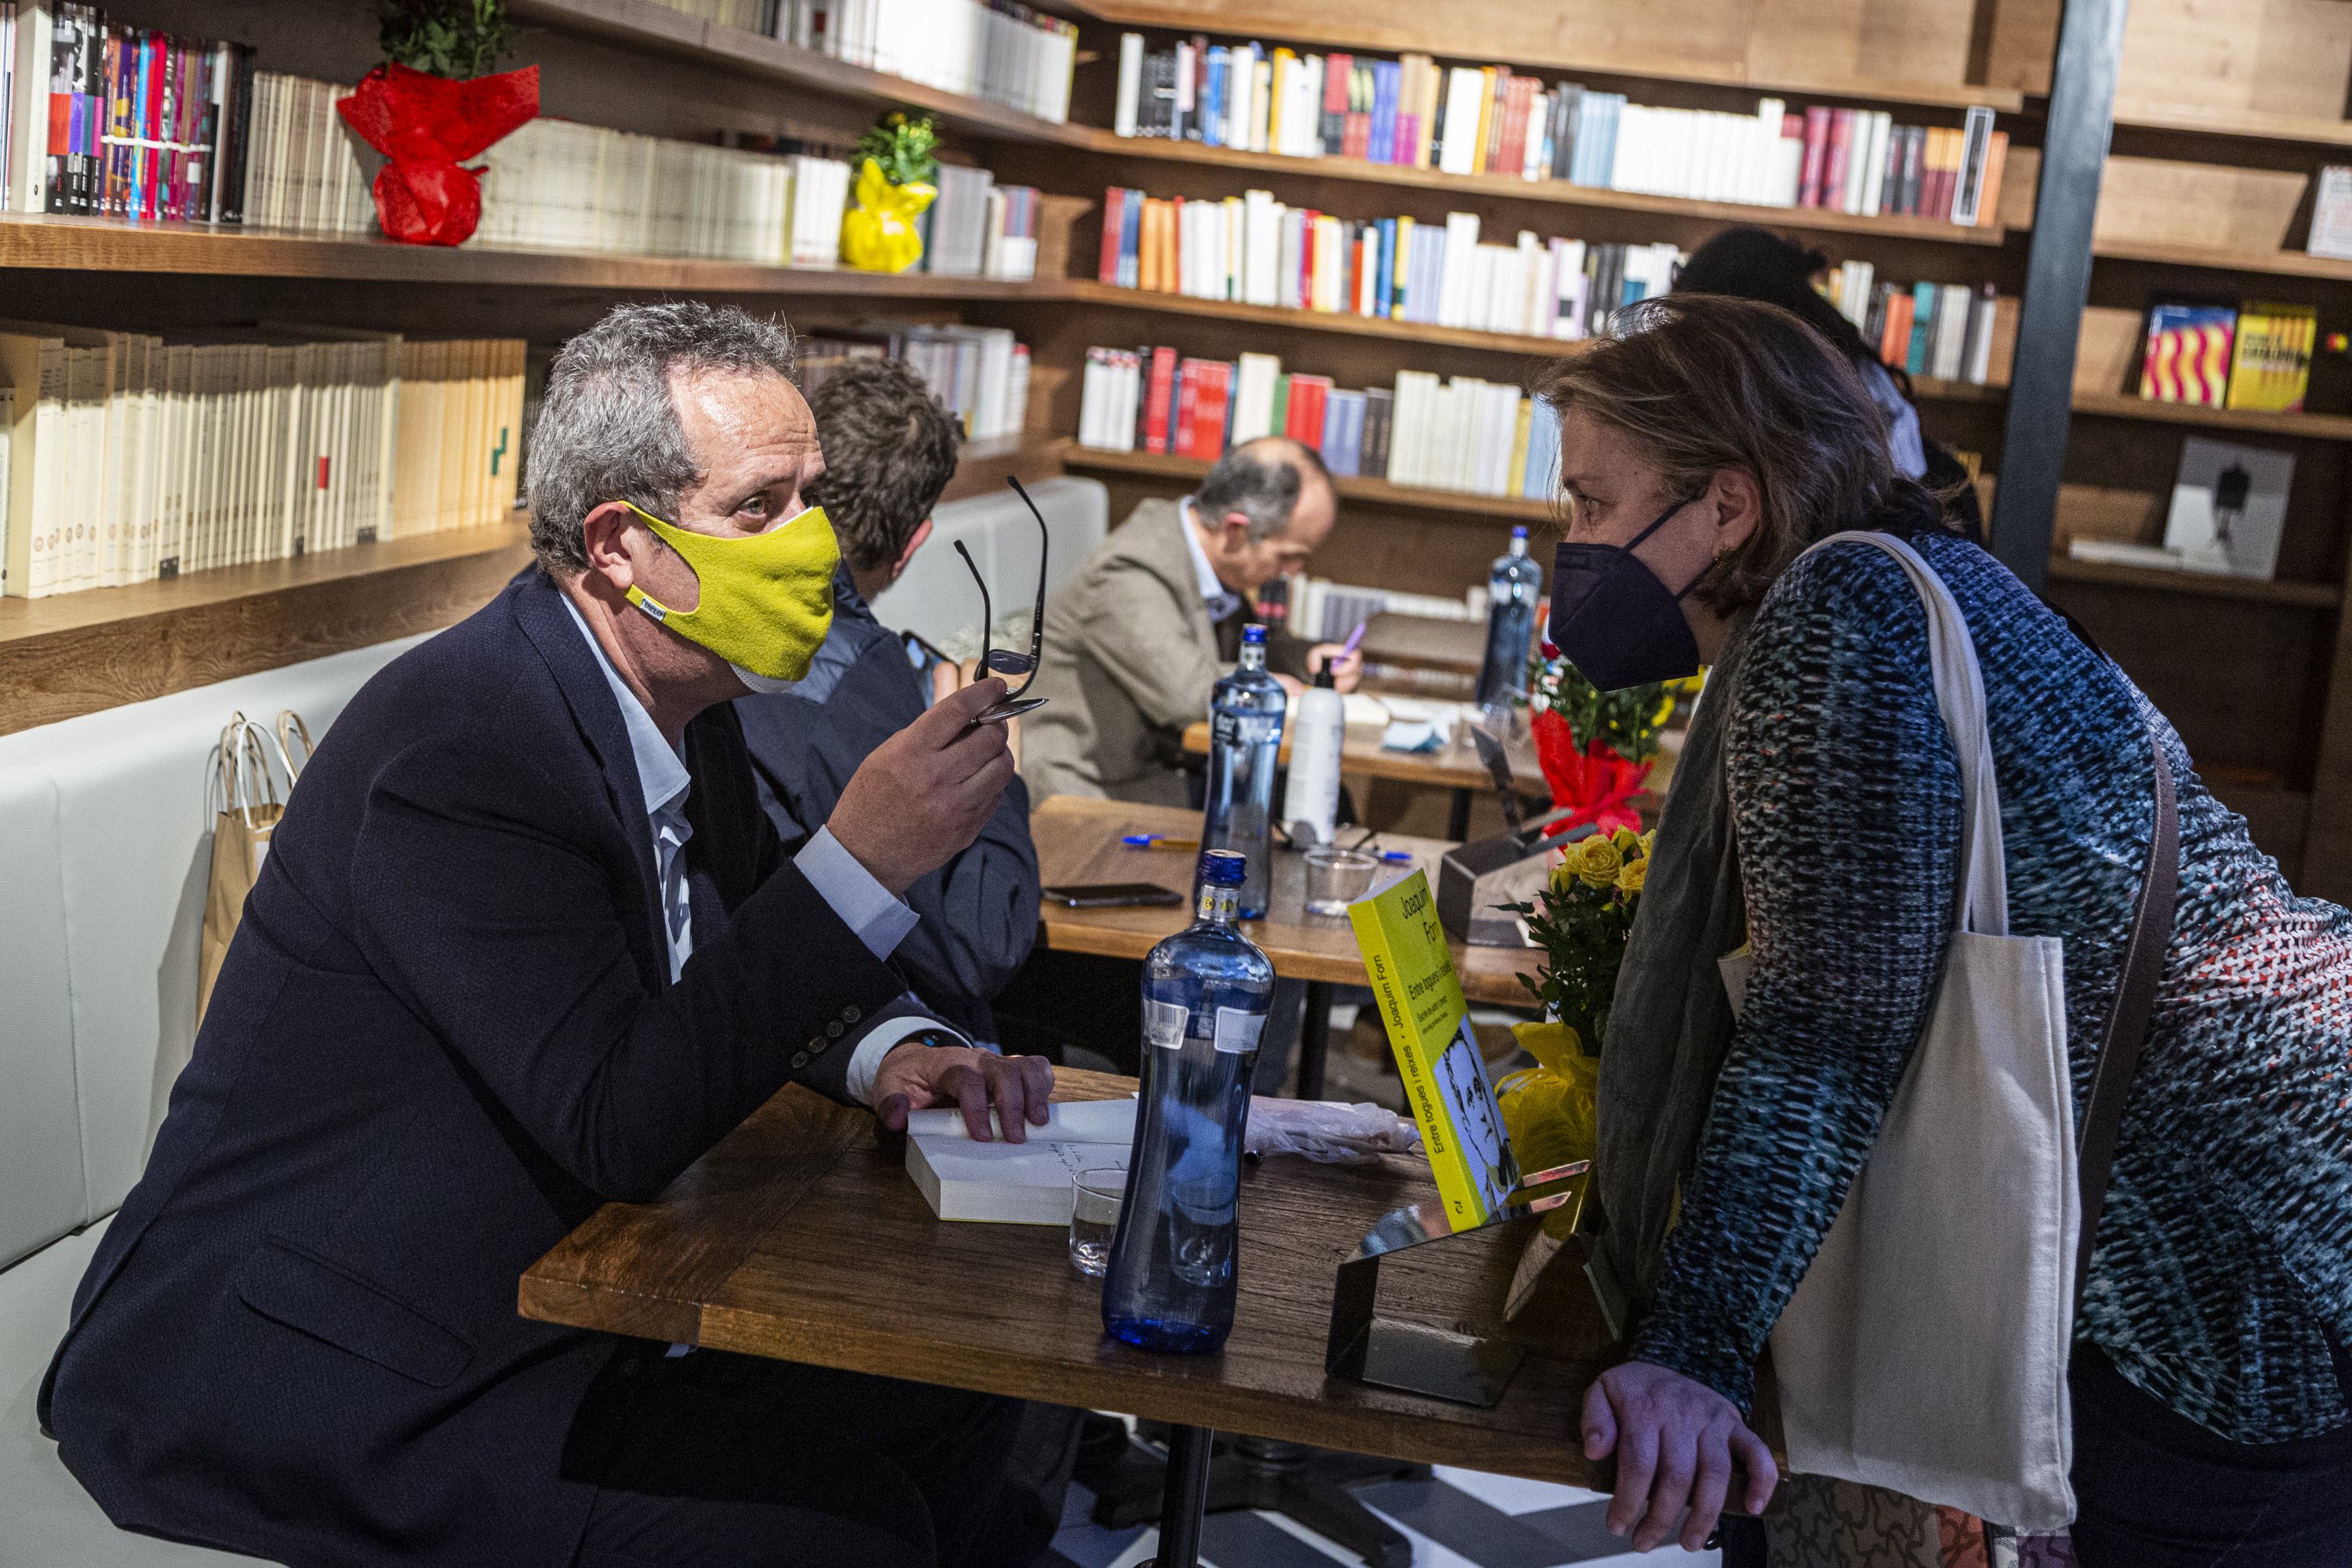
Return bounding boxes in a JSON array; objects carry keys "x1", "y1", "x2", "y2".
[
  {"x1": 1199, "y1": 624, "x2": 1286, "y2": 920},
  {"x1": 1475, "y1": 527, "x2": 1544, "y2": 712},
  {"x1": 1102, "y1": 849, "x2": 1275, "y2": 1355}
]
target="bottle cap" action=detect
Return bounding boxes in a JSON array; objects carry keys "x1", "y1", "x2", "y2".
[
  {"x1": 1313, "y1": 664, "x2": 1336, "y2": 689},
  {"x1": 1511, "y1": 525, "x2": 1528, "y2": 539},
  {"x1": 1242, "y1": 623, "x2": 1267, "y2": 645},
  {"x1": 1198, "y1": 848, "x2": 1247, "y2": 886}
]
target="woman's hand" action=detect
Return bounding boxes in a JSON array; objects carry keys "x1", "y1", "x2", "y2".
[{"x1": 1581, "y1": 1360, "x2": 1777, "y2": 1551}]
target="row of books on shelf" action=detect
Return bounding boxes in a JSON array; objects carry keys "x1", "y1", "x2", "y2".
[
  {"x1": 769, "y1": 0, "x2": 1076, "y2": 122},
  {"x1": 1076, "y1": 344, "x2": 1563, "y2": 503},
  {"x1": 2137, "y1": 300, "x2": 2317, "y2": 413},
  {"x1": 0, "y1": 2, "x2": 263, "y2": 220},
  {"x1": 1099, "y1": 187, "x2": 1679, "y2": 341},
  {"x1": 0, "y1": 323, "x2": 524, "y2": 601},
  {"x1": 1820, "y1": 263, "x2": 2002, "y2": 386},
  {"x1": 1282, "y1": 574, "x2": 1480, "y2": 644},
  {"x1": 797, "y1": 323, "x2": 1033, "y2": 441},
  {"x1": 1111, "y1": 34, "x2": 2007, "y2": 227}
]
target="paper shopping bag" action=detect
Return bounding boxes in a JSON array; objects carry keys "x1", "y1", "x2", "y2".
[{"x1": 197, "y1": 713, "x2": 286, "y2": 1025}]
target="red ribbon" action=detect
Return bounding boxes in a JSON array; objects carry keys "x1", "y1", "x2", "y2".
[
  {"x1": 1530, "y1": 707, "x2": 1653, "y2": 837},
  {"x1": 336, "y1": 63, "x2": 539, "y2": 246}
]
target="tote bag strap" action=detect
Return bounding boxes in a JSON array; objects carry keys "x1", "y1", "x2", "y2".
[
  {"x1": 2074, "y1": 731, "x2": 2177, "y2": 1309},
  {"x1": 1795, "y1": 532, "x2": 2009, "y2": 936}
]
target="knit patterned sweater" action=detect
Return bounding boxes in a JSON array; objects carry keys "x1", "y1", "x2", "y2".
[{"x1": 1630, "y1": 531, "x2": 2352, "y2": 1443}]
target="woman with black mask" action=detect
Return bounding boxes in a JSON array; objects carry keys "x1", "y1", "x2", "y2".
[
  {"x1": 1674, "y1": 223, "x2": 1986, "y2": 543},
  {"x1": 1547, "y1": 294, "x2": 2352, "y2": 1565}
]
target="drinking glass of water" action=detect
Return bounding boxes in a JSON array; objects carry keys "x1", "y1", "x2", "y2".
[{"x1": 1069, "y1": 1167, "x2": 1126, "y2": 1278}]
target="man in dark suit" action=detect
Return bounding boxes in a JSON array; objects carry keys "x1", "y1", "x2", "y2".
[
  {"x1": 42, "y1": 303, "x2": 1056, "y2": 1568},
  {"x1": 736, "y1": 356, "x2": 1038, "y2": 1047}
]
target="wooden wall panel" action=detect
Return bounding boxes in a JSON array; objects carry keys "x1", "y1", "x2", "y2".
[
  {"x1": 2115, "y1": 0, "x2": 2352, "y2": 123},
  {"x1": 1748, "y1": 0, "x2": 1973, "y2": 95},
  {"x1": 1982, "y1": 0, "x2": 2060, "y2": 93},
  {"x1": 2093, "y1": 157, "x2": 2309, "y2": 252}
]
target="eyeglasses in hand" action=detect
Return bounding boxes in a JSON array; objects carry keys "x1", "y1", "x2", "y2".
[{"x1": 953, "y1": 476, "x2": 1051, "y2": 726}]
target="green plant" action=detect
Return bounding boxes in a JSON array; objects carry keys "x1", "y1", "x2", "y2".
[
  {"x1": 855, "y1": 112, "x2": 940, "y2": 186},
  {"x1": 1526, "y1": 653, "x2": 1678, "y2": 764},
  {"x1": 1504, "y1": 827, "x2": 1652, "y2": 1055},
  {"x1": 378, "y1": 0, "x2": 517, "y2": 79}
]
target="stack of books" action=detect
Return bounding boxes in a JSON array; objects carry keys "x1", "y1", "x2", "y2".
[
  {"x1": 478, "y1": 120, "x2": 853, "y2": 267},
  {"x1": 1819, "y1": 262, "x2": 2002, "y2": 384},
  {"x1": 1075, "y1": 343, "x2": 1562, "y2": 501},
  {"x1": 1112, "y1": 34, "x2": 2007, "y2": 227},
  {"x1": 774, "y1": 0, "x2": 1076, "y2": 122},
  {"x1": 642, "y1": 0, "x2": 766, "y2": 34},
  {"x1": 0, "y1": 322, "x2": 524, "y2": 600},
  {"x1": 1289, "y1": 574, "x2": 1480, "y2": 641},
  {"x1": 1098, "y1": 184, "x2": 1684, "y2": 339},
  {"x1": 921, "y1": 165, "x2": 1042, "y2": 280},
  {"x1": 849, "y1": 321, "x2": 1032, "y2": 441}
]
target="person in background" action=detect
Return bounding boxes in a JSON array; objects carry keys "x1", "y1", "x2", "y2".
[
  {"x1": 1674, "y1": 223, "x2": 1987, "y2": 542},
  {"x1": 1020, "y1": 436, "x2": 1363, "y2": 807},
  {"x1": 43, "y1": 303, "x2": 1057, "y2": 1568},
  {"x1": 1554, "y1": 295, "x2": 2350, "y2": 1563},
  {"x1": 735, "y1": 357, "x2": 1039, "y2": 1047}
]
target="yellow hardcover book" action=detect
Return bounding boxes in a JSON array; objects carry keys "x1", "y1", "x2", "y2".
[
  {"x1": 1507, "y1": 397, "x2": 1533, "y2": 498},
  {"x1": 0, "y1": 328, "x2": 67, "y2": 598},
  {"x1": 2227, "y1": 301, "x2": 2315, "y2": 413},
  {"x1": 1347, "y1": 869, "x2": 1520, "y2": 1227},
  {"x1": 1471, "y1": 67, "x2": 1497, "y2": 176},
  {"x1": 1416, "y1": 59, "x2": 1441, "y2": 169}
]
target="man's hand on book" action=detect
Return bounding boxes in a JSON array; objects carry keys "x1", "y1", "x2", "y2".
[{"x1": 873, "y1": 1044, "x2": 1054, "y2": 1142}]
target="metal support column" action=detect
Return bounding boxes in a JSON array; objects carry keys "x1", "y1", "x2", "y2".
[
  {"x1": 1149, "y1": 1424, "x2": 1216, "y2": 1568},
  {"x1": 1987, "y1": 0, "x2": 2132, "y2": 590}
]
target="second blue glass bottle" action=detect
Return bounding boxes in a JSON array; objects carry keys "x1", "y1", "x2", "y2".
[
  {"x1": 1102, "y1": 849, "x2": 1274, "y2": 1355},
  {"x1": 1475, "y1": 525, "x2": 1544, "y2": 713},
  {"x1": 1199, "y1": 623, "x2": 1286, "y2": 920}
]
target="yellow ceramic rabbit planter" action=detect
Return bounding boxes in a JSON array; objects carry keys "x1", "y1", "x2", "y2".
[{"x1": 840, "y1": 157, "x2": 935, "y2": 274}]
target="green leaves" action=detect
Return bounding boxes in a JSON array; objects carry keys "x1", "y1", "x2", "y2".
[
  {"x1": 1505, "y1": 875, "x2": 1635, "y2": 1058},
  {"x1": 1526, "y1": 652, "x2": 1671, "y2": 763},
  {"x1": 855, "y1": 112, "x2": 941, "y2": 187},
  {"x1": 378, "y1": 0, "x2": 517, "y2": 80}
]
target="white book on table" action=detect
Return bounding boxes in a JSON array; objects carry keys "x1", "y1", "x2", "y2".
[{"x1": 906, "y1": 1098, "x2": 1137, "y2": 1224}]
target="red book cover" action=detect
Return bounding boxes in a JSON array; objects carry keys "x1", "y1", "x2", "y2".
[
  {"x1": 1098, "y1": 187, "x2": 1126, "y2": 283},
  {"x1": 1195, "y1": 362, "x2": 1232, "y2": 456},
  {"x1": 1173, "y1": 360, "x2": 1200, "y2": 457},
  {"x1": 1798, "y1": 105, "x2": 1831, "y2": 208},
  {"x1": 1921, "y1": 129, "x2": 1949, "y2": 221},
  {"x1": 1144, "y1": 345, "x2": 1178, "y2": 453},
  {"x1": 1881, "y1": 292, "x2": 1913, "y2": 363},
  {"x1": 1496, "y1": 76, "x2": 1527, "y2": 178},
  {"x1": 1824, "y1": 107, "x2": 1853, "y2": 210},
  {"x1": 1299, "y1": 209, "x2": 1319, "y2": 305},
  {"x1": 1284, "y1": 375, "x2": 1329, "y2": 445}
]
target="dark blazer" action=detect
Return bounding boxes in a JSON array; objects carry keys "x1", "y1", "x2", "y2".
[
  {"x1": 735, "y1": 568, "x2": 1038, "y2": 1044},
  {"x1": 40, "y1": 568, "x2": 908, "y2": 1568}
]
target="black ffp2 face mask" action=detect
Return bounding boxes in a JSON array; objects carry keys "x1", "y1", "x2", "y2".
[{"x1": 1547, "y1": 499, "x2": 1706, "y2": 691}]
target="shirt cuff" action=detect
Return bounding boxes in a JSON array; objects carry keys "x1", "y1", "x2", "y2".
[
  {"x1": 844, "y1": 1011, "x2": 973, "y2": 1106},
  {"x1": 796, "y1": 826, "x2": 920, "y2": 960}
]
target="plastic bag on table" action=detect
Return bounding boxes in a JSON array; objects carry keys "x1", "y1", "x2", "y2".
[{"x1": 1243, "y1": 1098, "x2": 1422, "y2": 1164}]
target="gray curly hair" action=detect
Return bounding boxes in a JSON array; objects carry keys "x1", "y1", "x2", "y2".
[{"x1": 524, "y1": 302, "x2": 797, "y2": 572}]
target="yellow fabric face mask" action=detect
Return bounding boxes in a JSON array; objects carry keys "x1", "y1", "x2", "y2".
[{"x1": 619, "y1": 500, "x2": 840, "y2": 688}]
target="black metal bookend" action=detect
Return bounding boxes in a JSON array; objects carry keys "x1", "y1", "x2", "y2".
[{"x1": 1324, "y1": 1161, "x2": 1590, "y2": 1408}]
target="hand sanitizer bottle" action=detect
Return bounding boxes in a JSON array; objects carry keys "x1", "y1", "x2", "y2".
[
  {"x1": 1102, "y1": 849, "x2": 1274, "y2": 1355},
  {"x1": 1279, "y1": 663, "x2": 1344, "y2": 848}
]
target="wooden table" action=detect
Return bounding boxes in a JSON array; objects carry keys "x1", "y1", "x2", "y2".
[
  {"x1": 1032, "y1": 796, "x2": 1541, "y2": 1098},
  {"x1": 519, "y1": 1069, "x2": 1616, "y2": 1566}
]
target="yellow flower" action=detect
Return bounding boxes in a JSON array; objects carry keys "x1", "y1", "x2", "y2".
[
  {"x1": 1652, "y1": 692, "x2": 1677, "y2": 728},
  {"x1": 1640, "y1": 829, "x2": 1657, "y2": 860},
  {"x1": 1572, "y1": 833, "x2": 1623, "y2": 889},
  {"x1": 1611, "y1": 826, "x2": 1641, "y2": 853},
  {"x1": 1617, "y1": 856, "x2": 1648, "y2": 895}
]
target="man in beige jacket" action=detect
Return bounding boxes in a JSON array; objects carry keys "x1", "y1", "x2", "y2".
[{"x1": 1022, "y1": 437, "x2": 1362, "y2": 805}]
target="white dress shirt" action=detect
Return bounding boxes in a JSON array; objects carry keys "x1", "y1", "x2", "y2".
[
  {"x1": 1179, "y1": 497, "x2": 1243, "y2": 624},
  {"x1": 560, "y1": 597, "x2": 957, "y2": 1105}
]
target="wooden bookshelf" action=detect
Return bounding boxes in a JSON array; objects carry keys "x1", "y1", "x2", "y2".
[
  {"x1": 1053, "y1": 438, "x2": 1555, "y2": 521},
  {"x1": 2111, "y1": 101, "x2": 2352, "y2": 150},
  {"x1": 506, "y1": 0, "x2": 1093, "y2": 147},
  {"x1": 1069, "y1": 129, "x2": 2013, "y2": 248},
  {"x1": 0, "y1": 212, "x2": 1066, "y2": 295},
  {"x1": 1049, "y1": 1, "x2": 2027, "y2": 114},
  {"x1": 2069, "y1": 392, "x2": 2352, "y2": 443},
  {"x1": 2092, "y1": 238, "x2": 2352, "y2": 285},
  {"x1": 0, "y1": 522, "x2": 533, "y2": 738},
  {"x1": 1053, "y1": 279, "x2": 1596, "y2": 356},
  {"x1": 2043, "y1": 555, "x2": 2343, "y2": 608}
]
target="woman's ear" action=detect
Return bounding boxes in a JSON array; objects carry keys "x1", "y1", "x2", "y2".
[{"x1": 1709, "y1": 468, "x2": 1763, "y2": 554}]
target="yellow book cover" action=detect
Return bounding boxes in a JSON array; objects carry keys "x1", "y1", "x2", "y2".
[
  {"x1": 1269, "y1": 49, "x2": 1296, "y2": 152},
  {"x1": 1507, "y1": 398, "x2": 1534, "y2": 497},
  {"x1": 1471, "y1": 67, "x2": 1497, "y2": 175},
  {"x1": 1348, "y1": 869, "x2": 1520, "y2": 1227},
  {"x1": 2227, "y1": 302, "x2": 2315, "y2": 413},
  {"x1": 1416, "y1": 60, "x2": 1441, "y2": 169}
]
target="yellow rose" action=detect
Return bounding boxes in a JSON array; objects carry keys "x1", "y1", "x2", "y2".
[
  {"x1": 1611, "y1": 826, "x2": 1641, "y2": 853},
  {"x1": 1573, "y1": 833, "x2": 1623, "y2": 889},
  {"x1": 1640, "y1": 829, "x2": 1657, "y2": 860},
  {"x1": 1617, "y1": 855, "x2": 1648, "y2": 895}
]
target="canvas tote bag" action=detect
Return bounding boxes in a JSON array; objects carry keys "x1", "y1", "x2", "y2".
[
  {"x1": 198, "y1": 712, "x2": 291, "y2": 1024},
  {"x1": 1718, "y1": 532, "x2": 2162, "y2": 1534}
]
